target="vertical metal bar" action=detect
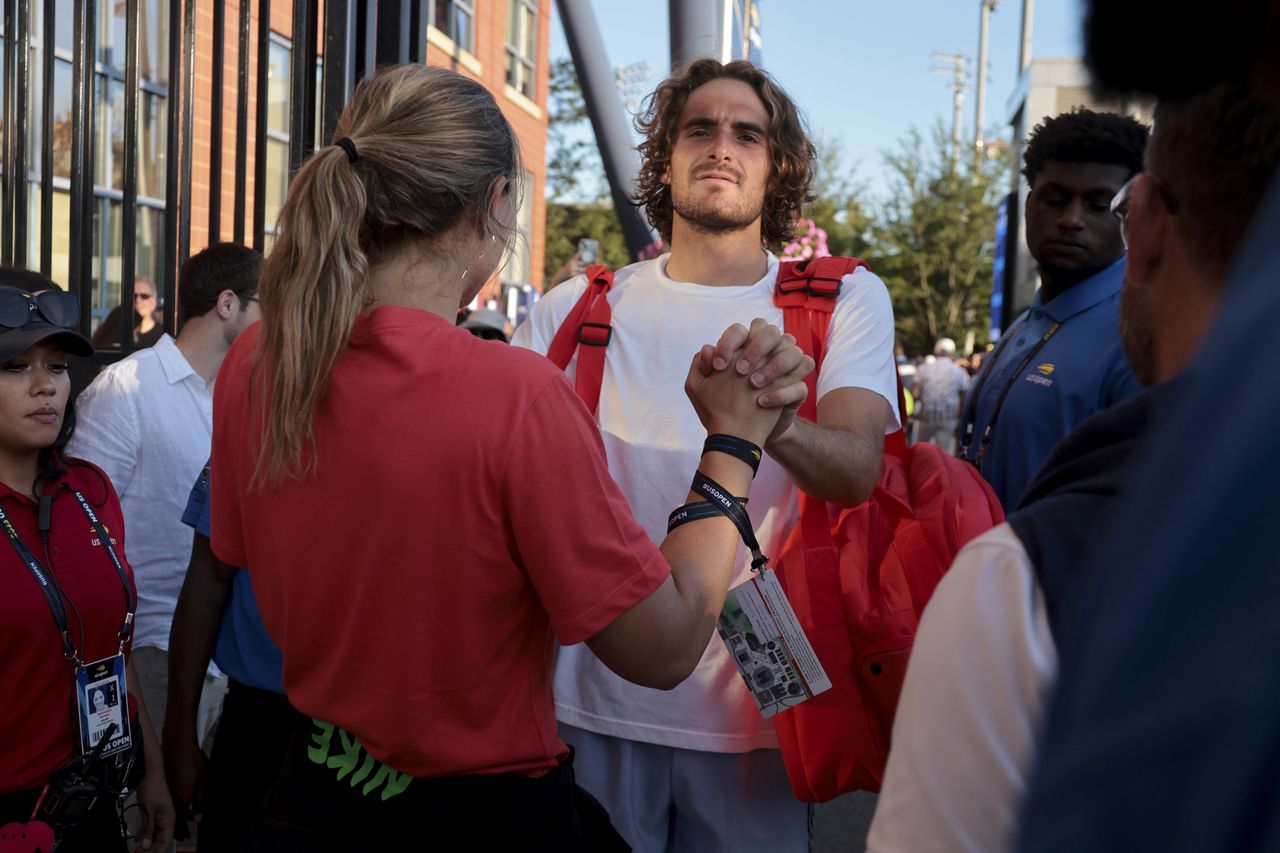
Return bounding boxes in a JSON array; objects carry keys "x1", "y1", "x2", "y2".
[
  {"x1": 408, "y1": 0, "x2": 426, "y2": 64},
  {"x1": 2, "y1": 0, "x2": 16, "y2": 266},
  {"x1": 68, "y1": 0, "x2": 96, "y2": 334},
  {"x1": 176, "y1": 0, "x2": 194, "y2": 331},
  {"x1": 208, "y1": 0, "x2": 223, "y2": 240},
  {"x1": 353, "y1": 0, "x2": 374, "y2": 83},
  {"x1": 233, "y1": 0, "x2": 250, "y2": 245},
  {"x1": 303, "y1": 0, "x2": 318, "y2": 147},
  {"x1": 289, "y1": 0, "x2": 316, "y2": 173},
  {"x1": 12, "y1": 0, "x2": 29, "y2": 267},
  {"x1": 251, "y1": 0, "x2": 267, "y2": 250},
  {"x1": 375, "y1": 0, "x2": 409, "y2": 66},
  {"x1": 39, "y1": 0, "x2": 53, "y2": 276},
  {"x1": 320, "y1": 0, "x2": 350, "y2": 145},
  {"x1": 163, "y1": 0, "x2": 181, "y2": 327},
  {"x1": 119, "y1": 0, "x2": 139, "y2": 356}
]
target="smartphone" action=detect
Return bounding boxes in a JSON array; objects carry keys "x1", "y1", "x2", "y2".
[{"x1": 578, "y1": 238, "x2": 598, "y2": 265}]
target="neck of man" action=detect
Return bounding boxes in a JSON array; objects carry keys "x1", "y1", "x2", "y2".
[
  {"x1": 1038, "y1": 259, "x2": 1115, "y2": 305},
  {"x1": 137, "y1": 314, "x2": 155, "y2": 334},
  {"x1": 663, "y1": 217, "x2": 770, "y2": 286},
  {"x1": 1155, "y1": 275, "x2": 1222, "y2": 384},
  {"x1": 0, "y1": 450, "x2": 41, "y2": 500},
  {"x1": 175, "y1": 314, "x2": 230, "y2": 389}
]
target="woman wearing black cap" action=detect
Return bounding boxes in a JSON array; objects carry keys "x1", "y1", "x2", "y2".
[{"x1": 0, "y1": 269, "x2": 172, "y2": 852}]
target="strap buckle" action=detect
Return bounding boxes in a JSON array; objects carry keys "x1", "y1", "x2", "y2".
[
  {"x1": 776, "y1": 273, "x2": 843, "y2": 299},
  {"x1": 577, "y1": 322, "x2": 612, "y2": 347}
]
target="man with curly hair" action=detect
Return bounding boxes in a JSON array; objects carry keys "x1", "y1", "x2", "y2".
[
  {"x1": 958, "y1": 109, "x2": 1147, "y2": 507},
  {"x1": 514, "y1": 58, "x2": 899, "y2": 852}
]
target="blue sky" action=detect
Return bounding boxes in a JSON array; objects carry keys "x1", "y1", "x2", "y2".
[{"x1": 549, "y1": 0, "x2": 1084, "y2": 202}]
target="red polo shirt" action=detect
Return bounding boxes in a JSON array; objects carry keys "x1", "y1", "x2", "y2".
[
  {"x1": 0, "y1": 461, "x2": 136, "y2": 792},
  {"x1": 211, "y1": 310, "x2": 669, "y2": 778}
]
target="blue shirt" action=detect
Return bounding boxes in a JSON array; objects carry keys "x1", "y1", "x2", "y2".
[
  {"x1": 182, "y1": 464, "x2": 284, "y2": 694},
  {"x1": 1016, "y1": 177, "x2": 1280, "y2": 852},
  {"x1": 959, "y1": 258, "x2": 1141, "y2": 507}
]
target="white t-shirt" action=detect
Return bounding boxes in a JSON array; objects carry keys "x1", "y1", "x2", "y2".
[
  {"x1": 866, "y1": 522, "x2": 1056, "y2": 853},
  {"x1": 69, "y1": 334, "x2": 213, "y2": 654},
  {"x1": 513, "y1": 253, "x2": 898, "y2": 752}
]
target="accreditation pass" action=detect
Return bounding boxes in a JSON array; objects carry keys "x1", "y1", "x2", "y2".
[{"x1": 716, "y1": 569, "x2": 832, "y2": 718}]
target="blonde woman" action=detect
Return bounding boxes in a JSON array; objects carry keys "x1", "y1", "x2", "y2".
[{"x1": 209, "y1": 64, "x2": 812, "y2": 850}]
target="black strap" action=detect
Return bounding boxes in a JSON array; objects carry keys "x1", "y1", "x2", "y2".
[
  {"x1": 702, "y1": 434, "x2": 762, "y2": 476},
  {"x1": 959, "y1": 317, "x2": 1061, "y2": 465},
  {"x1": 686, "y1": 471, "x2": 769, "y2": 571},
  {"x1": 667, "y1": 497, "x2": 749, "y2": 531},
  {"x1": 71, "y1": 490, "x2": 135, "y2": 648},
  {"x1": 2, "y1": 490, "x2": 136, "y2": 664},
  {"x1": 0, "y1": 501, "x2": 77, "y2": 662}
]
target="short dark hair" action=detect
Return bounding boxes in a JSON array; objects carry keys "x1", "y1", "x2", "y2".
[
  {"x1": 1022, "y1": 109, "x2": 1149, "y2": 189},
  {"x1": 1149, "y1": 82, "x2": 1280, "y2": 280},
  {"x1": 633, "y1": 58, "x2": 815, "y2": 249},
  {"x1": 179, "y1": 242, "x2": 262, "y2": 322}
]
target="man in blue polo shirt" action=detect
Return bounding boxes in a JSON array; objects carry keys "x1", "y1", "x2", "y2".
[
  {"x1": 162, "y1": 462, "x2": 292, "y2": 851},
  {"x1": 959, "y1": 109, "x2": 1147, "y2": 507}
]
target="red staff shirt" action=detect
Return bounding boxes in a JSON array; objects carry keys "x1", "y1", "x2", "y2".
[
  {"x1": 0, "y1": 462, "x2": 135, "y2": 792},
  {"x1": 211, "y1": 310, "x2": 670, "y2": 778}
]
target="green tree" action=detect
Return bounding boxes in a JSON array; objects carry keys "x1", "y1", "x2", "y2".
[
  {"x1": 869, "y1": 125, "x2": 1008, "y2": 355},
  {"x1": 543, "y1": 202, "x2": 629, "y2": 287},
  {"x1": 807, "y1": 137, "x2": 874, "y2": 259},
  {"x1": 547, "y1": 58, "x2": 606, "y2": 202}
]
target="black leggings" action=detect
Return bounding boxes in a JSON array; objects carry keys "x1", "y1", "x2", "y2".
[{"x1": 242, "y1": 714, "x2": 629, "y2": 852}]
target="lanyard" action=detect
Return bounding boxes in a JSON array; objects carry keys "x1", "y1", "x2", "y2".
[
  {"x1": 2, "y1": 489, "x2": 135, "y2": 666},
  {"x1": 959, "y1": 316, "x2": 1061, "y2": 465},
  {"x1": 667, "y1": 471, "x2": 768, "y2": 572}
]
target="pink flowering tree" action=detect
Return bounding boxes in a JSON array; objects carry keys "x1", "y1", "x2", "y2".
[{"x1": 779, "y1": 218, "x2": 831, "y2": 262}]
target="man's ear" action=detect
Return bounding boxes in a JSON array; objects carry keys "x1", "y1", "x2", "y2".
[
  {"x1": 216, "y1": 289, "x2": 238, "y2": 320},
  {"x1": 1125, "y1": 174, "x2": 1171, "y2": 284}
]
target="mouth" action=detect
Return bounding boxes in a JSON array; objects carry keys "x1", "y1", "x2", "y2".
[
  {"x1": 1045, "y1": 239, "x2": 1087, "y2": 253},
  {"x1": 695, "y1": 170, "x2": 739, "y2": 185},
  {"x1": 28, "y1": 408, "x2": 59, "y2": 424}
]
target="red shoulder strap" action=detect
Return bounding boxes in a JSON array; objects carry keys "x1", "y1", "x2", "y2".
[
  {"x1": 546, "y1": 264, "x2": 614, "y2": 415},
  {"x1": 774, "y1": 256, "x2": 908, "y2": 457}
]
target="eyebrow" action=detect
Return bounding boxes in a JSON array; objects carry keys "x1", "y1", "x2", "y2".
[
  {"x1": 1039, "y1": 181, "x2": 1122, "y2": 197},
  {"x1": 681, "y1": 116, "x2": 768, "y2": 137}
]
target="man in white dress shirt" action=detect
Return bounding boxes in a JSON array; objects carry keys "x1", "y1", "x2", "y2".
[{"x1": 70, "y1": 242, "x2": 262, "y2": 745}]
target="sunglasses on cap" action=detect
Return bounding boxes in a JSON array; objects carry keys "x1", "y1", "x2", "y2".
[{"x1": 0, "y1": 287, "x2": 81, "y2": 329}]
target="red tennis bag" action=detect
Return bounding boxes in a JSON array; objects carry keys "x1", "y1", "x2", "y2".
[{"x1": 771, "y1": 256, "x2": 1004, "y2": 801}]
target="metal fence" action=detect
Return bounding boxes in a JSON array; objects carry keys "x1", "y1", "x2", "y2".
[{"x1": 0, "y1": 0, "x2": 429, "y2": 363}]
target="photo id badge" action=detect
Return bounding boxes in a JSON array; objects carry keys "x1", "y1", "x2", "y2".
[
  {"x1": 75, "y1": 654, "x2": 131, "y2": 757},
  {"x1": 717, "y1": 569, "x2": 832, "y2": 719}
]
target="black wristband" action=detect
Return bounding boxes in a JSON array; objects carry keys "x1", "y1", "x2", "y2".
[
  {"x1": 691, "y1": 471, "x2": 769, "y2": 571},
  {"x1": 703, "y1": 434, "x2": 763, "y2": 476}
]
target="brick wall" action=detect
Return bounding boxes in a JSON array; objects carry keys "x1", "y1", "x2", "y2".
[{"x1": 186, "y1": 0, "x2": 549, "y2": 297}]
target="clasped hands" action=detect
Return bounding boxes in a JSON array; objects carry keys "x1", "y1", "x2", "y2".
[{"x1": 685, "y1": 318, "x2": 814, "y2": 450}]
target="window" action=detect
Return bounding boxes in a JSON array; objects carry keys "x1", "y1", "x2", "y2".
[
  {"x1": 431, "y1": 0, "x2": 475, "y2": 54},
  {"x1": 505, "y1": 0, "x2": 538, "y2": 100},
  {"x1": 264, "y1": 36, "x2": 292, "y2": 243}
]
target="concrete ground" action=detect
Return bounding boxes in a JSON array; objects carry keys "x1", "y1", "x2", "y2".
[{"x1": 812, "y1": 791, "x2": 878, "y2": 853}]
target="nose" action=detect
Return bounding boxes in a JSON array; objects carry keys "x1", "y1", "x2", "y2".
[
  {"x1": 707, "y1": 127, "x2": 733, "y2": 162},
  {"x1": 31, "y1": 367, "x2": 57, "y2": 397},
  {"x1": 1057, "y1": 198, "x2": 1086, "y2": 231}
]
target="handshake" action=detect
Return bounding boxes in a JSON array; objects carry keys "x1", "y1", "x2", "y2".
[{"x1": 685, "y1": 318, "x2": 815, "y2": 450}]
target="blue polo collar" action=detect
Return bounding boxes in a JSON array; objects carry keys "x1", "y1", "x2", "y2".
[{"x1": 1033, "y1": 257, "x2": 1127, "y2": 322}]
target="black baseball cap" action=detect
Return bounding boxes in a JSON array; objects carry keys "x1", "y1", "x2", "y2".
[{"x1": 0, "y1": 267, "x2": 94, "y2": 362}]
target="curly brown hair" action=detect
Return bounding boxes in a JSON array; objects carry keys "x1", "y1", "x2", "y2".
[{"x1": 633, "y1": 58, "x2": 815, "y2": 249}]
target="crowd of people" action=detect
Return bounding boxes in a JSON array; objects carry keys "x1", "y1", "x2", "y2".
[{"x1": 2, "y1": 0, "x2": 1280, "y2": 850}]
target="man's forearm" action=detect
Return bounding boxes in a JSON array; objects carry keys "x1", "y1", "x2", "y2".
[
  {"x1": 766, "y1": 417, "x2": 882, "y2": 506},
  {"x1": 163, "y1": 538, "x2": 232, "y2": 741}
]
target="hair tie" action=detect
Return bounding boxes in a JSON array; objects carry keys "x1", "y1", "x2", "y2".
[{"x1": 335, "y1": 137, "x2": 359, "y2": 164}]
